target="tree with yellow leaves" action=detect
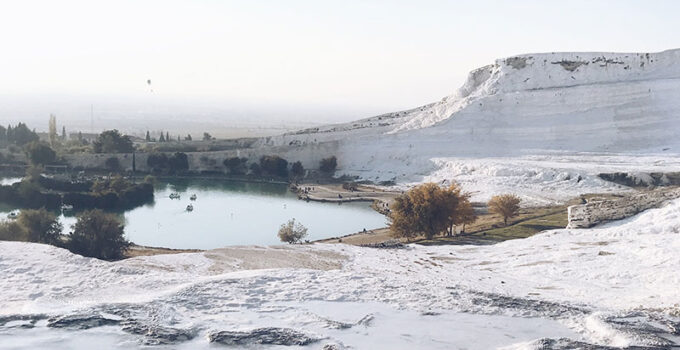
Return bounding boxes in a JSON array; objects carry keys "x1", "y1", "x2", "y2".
[
  {"x1": 389, "y1": 182, "x2": 476, "y2": 240},
  {"x1": 488, "y1": 194, "x2": 521, "y2": 226}
]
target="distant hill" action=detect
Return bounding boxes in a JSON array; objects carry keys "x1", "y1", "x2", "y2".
[{"x1": 257, "y1": 49, "x2": 680, "y2": 186}]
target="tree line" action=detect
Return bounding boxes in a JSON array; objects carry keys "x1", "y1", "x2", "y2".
[{"x1": 0, "y1": 123, "x2": 39, "y2": 146}]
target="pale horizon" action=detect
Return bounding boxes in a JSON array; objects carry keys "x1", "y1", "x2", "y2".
[{"x1": 2, "y1": 0, "x2": 680, "y2": 133}]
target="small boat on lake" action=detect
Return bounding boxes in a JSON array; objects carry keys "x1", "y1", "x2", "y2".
[
  {"x1": 61, "y1": 204, "x2": 74, "y2": 211},
  {"x1": 190, "y1": 194, "x2": 197, "y2": 201},
  {"x1": 7, "y1": 211, "x2": 19, "y2": 219},
  {"x1": 169, "y1": 193, "x2": 181, "y2": 199},
  {"x1": 186, "y1": 204, "x2": 194, "y2": 212}
]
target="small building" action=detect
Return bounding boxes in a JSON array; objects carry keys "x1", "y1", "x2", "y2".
[{"x1": 68, "y1": 132, "x2": 99, "y2": 143}]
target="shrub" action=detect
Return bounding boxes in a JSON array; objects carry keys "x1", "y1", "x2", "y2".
[
  {"x1": 319, "y1": 156, "x2": 337, "y2": 174},
  {"x1": 16, "y1": 208, "x2": 63, "y2": 244},
  {"x1": 24, "y1": 141, "x2": 56, "y2": 165},
  {"x1": 277, "y1": 218, "x2": 308, "y2": 244},
  {"x1": 249, "y1": 163, "x2": 262, "y2": 176},
  {"x1": 147, "y1": 152, "x2": 169, "y2": 170},
  {"x1": 223, "y1": 157, "x2": 248, "y2": 175},
  {"x1": 168, "y1": 152, "x2": 189, "y2": 172},
  {"x1": 342, "y1": 182, "x2": 358, "y2": 191},
  {"x1": 68, "y1": 209, "x2": 129, "y2": 260},
  {"x1": 0, "y1": 220, "x2": 27, "y2": 241},
  {"x1": 290, "y1": 161, "x2": 304, "y2": 178},
  {"x1": 259, "y1": 155, "x2": 288, "y2": 178},
  {"x1": 488, "y1": 194, "x2": 521, "y2": 226}
]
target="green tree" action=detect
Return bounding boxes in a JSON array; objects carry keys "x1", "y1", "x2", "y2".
[
  {"x1": 223, "y1": 157, "x2": 248, "y2": 175},
  {"x1": 69, "y1": 209, "x2": 129, "y2": 260},
  {"x1": 260, "y1": 155, "x2": 288, "y2": 178},
  {"x1": 145, "y1": 131, "x2": 151, "y2": 142},
  {"x1": 9, "y1": 123, "x2": 39, "y2": 146},
  {"x1": 147, "y1": 152, "x2": 169, "y2": 170},
  {"x1": 185, "y1": 134, "x2": 192, "y2": 141},
  {"x1": 277, "y1": 218, "x2": 308, "y2": 244},
  {"x1": 159, "y1": 131, "x2": 165, "y2": 142},
  {"x1": 488, "y1": 194, "x2": 521, "y2": 226},
  {"x1": 319, "y1": 156, "x2": 337, "y2": 174},
  {"x1": 93, "y1": 130, "x2": 134, "y2": 153},
  {"x1": 249, "y1": 163, "x2": 262, "y2": 176},
  {"x1": 202, "y1": 132, "x2": 213, "y2": 141},
  {"x1": 24, "y1": 141, "x2": 56, "y2": 165},
  {"x1": 290, "y1": 161, "x2": 304, "y2": 178},
  {"x1": 168, "y1": 152, "x2": 189, "y2": 172},
  {"x1": 16, "y1": 208, "x2": 63, "y2": 244}
]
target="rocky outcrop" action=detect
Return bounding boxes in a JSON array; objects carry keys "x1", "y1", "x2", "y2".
[
  {"x1": 599, "y1": 172, "x2": 680, "y2": 187},
  {"x1": 47, "y1": 313, "x2": 120, "y2": 329},
  {"x1": 567, "y1": 188, "x2": 680, "y2": 228},
  {"x1": 208, "y1": 327, "x2": 320, "y2": 346}
]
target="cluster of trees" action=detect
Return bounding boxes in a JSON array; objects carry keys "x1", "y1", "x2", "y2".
[
  {"x1": 64, "y1": 175, "x2": 154, "y2": 210},
  {"x1": 389, "y1": 183, "x2": 477, "y2": 240},
  {"x1": 0, "y1": 180, "x2": 61, "y2": 210},
  {"x1": 223, "y1": 156, "x2": 306, "y2": 179},
  {"x1": 259, "y1": 155, "x2": 289, "y2": 178},
  {"x1": 277, "y1": 218, "x2": 308, "y2": 244},
  {"x1": 24, "y1": 141, "x2": 57, "y2": 165},
  {"x1": 0, "y1": 172, "x2": 154, "y2": 212},
  {"x1": 93, "y1": 130, "x2": 134, "y2": 153},
  {"x1": 222, "y1": 155, "x2": 336, "y2": 179},
  {"x1": 389, "y1": 184, "x2": 523, "y2": 240},
  {"x1": 0, "y1": 209, "x2": 130, "y2": 260},
  {"x1": 0, "y1": 123, "x2": 39, "y2": 146},
  {"x1": 143, "y1": 131, "x2": 206, "y2": 142},
  {"x1": 147, "y1": 152, "x2": 189, "y2": 173}
]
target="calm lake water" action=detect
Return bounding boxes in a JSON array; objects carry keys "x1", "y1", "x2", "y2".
[{"x1": 0, "y1": 178, "x2": 387, "y2": 249}]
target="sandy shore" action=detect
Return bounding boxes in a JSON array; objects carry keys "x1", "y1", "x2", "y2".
[
  {"x1": 293, "y1": 183, "x2": 399, "y2": 209},
  {"x1": 125, "y1": 244, "x2": 203, "y2": 258}
]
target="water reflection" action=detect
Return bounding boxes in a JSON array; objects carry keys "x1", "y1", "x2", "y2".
[{"x1": 1, "y1": 178, "x2": 386, "y2": 249}]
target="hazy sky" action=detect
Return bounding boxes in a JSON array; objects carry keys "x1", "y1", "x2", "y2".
[{"x1": 2, "y1": 0, "x2": 680, "y2": 127}]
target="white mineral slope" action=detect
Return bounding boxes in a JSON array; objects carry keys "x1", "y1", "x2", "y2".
[
  {"x1": 259, "y1": 49, "x2": 680, "y2": 204},
  {"x1": 2, "y1": 199, "x2": 680, "y2": 348}
]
